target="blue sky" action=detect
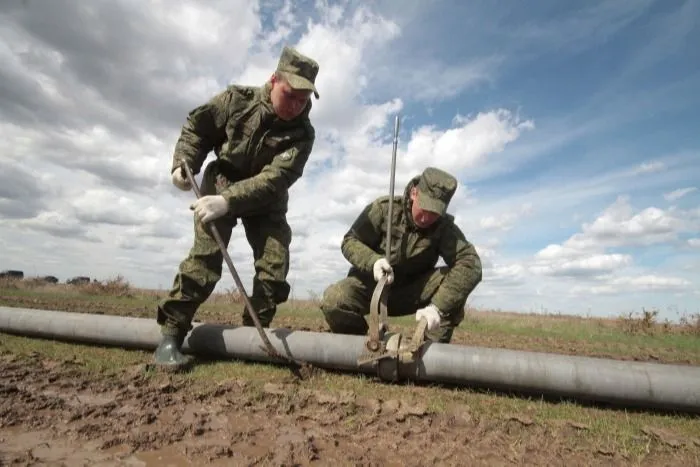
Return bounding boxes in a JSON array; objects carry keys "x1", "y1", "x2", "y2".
[{"x1": 0, "y1": 0, "x2": 698, "y2": 322}]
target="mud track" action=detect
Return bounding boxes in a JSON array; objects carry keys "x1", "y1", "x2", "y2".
[{"x1": 1, "y1": 353, "x2": 695, "y2": 466}]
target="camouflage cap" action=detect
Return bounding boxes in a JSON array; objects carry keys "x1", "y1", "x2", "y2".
[
  {"x1": 276, "y1": 46, "x2": 320, "y2": 99},
  {"x1": 415, "y1": 167, "x2": 458, "y2": 216}
]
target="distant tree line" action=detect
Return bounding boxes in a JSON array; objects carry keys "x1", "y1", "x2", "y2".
[{"x1": 0, "y1": 269, "x2": 92, "y2": 285}]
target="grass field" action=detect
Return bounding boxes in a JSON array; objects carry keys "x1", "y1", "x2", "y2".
[{"x1": 1, "y1": 275, "x2": 699, "y2": 465}]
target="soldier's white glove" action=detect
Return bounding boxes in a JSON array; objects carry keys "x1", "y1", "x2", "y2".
[
  {"x1": 416, "y1": 304, "x2": 441, "y2": 331},
  {"x1": 190, "y1": 195, "x2": 228, "y2": 223},
  {"x1": 372, "y1": 258, "x2": 394, "y2": 284},
  {"x1": 171, "y1": 167, "x2": 192, "y2": 191}
]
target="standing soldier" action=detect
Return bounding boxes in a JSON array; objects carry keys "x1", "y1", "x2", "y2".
[
  {"x1": 154, "y1": 46, "x2": 320, "y2": 370},
  {"x1": 320, "y1": 167, "x2": 482, "y2": 344}
]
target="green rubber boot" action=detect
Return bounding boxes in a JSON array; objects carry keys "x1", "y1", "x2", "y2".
[{"x1": 153, "y1": 333, "x2": 193, "y2": 371}]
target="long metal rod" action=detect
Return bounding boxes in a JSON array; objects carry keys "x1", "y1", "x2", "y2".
[
  {"x1": 365, "y1": 114, "x2": 401, "y2": 350},
  {"x1": 385, "y1": 114, "x2": 400, "y2": 260},
  {"x1": 1, "y1": 306, "x2": 699, "y2": 413},
  {"x1": 379, "y1": 115, "x2": 400, "y2": 332}
]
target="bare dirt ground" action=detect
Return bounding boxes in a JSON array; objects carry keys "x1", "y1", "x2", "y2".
[
  {"x1": 1, "y1": 352, "x2": 697, "y2": 467},
  {"x1": 1, "y1": 286, "x2": 699, "y2": 466}
]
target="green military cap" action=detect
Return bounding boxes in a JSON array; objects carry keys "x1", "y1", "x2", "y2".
[
  {"x1": 276, "y1": 45, "x2": 320, "y2": 99},
  {"x1": 415, "y1": 167, "x2": 458, "y2": 216}
]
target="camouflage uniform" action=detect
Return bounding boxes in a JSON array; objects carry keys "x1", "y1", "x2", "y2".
[
  {"x1": 320, "y1": 167, "x2": 482, "y2": 343},
  {"x1": 157, "y1": 47, "x2": 319, "y2": 345}
]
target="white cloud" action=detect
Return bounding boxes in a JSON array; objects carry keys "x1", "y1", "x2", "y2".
[
  {"x1": 152, "y1": 0, "x2": 260, "y2": 52},
  {"x1": 278, "y1": 5, "x2": 401, "y2": 133},
  {"x1": 474, "y1": 245, "x2": 497, "y2": 268},
  {"x1": 664, "y1": 186, "x2": 697, "y2": 201},
  {"x1": 530, "y1": 195, "x2": 699, "y2": 283},
  {"x1": 571, "y1": 275, "x2": 692, "y2": 295},
  {"x1": 259, "y1": 0, "x2": 298, "y2": 50},
  {"x1": 531, "y1": 253, "x2": 632, "y2": 278},
  {"x1": 632, "y1": 160, "x2": 666, "y2": 175},
  {"x1": 71, "y1": 189, "x2": 167, "y2": 226},
  {"x1": 479, "y1": 203, "x2": 533, "y2": 232},
  {"x1": 579, "y1": 195, "x2": 691, "y2": 247},
  {"x1": 487, "y1": 264, "x2": 527, "y2": 286},
  {"x1": 403, "y1": 110, "x2": 534, "y2": 175},
  {"x1": 13, "y1": 211, "x2": 97, "y2": 240},
  {"x1": 0, "y1": 1, "x2": 698, "y2": 324}
]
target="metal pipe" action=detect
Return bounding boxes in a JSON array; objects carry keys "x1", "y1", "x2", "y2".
[
  {"x1": 1, "y1": 306, "x2": 699, "y2": 413},
  {"x1": 0, "y1": 307, "x2": 374, "y2": 374}
]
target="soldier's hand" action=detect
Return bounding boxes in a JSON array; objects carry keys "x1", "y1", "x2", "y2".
[
  {"x1": 171, "y1": 167, "x2": 192, "y2": 191},
  {"x1": 190, "y1": 195, "x2": 228, "y2": 223},
  {"x1": 416, "y1": 304, "x2": 441, "y2": 331},
  {"x1": 372, "y1": 258, "x2": 394, "y2": 284}
]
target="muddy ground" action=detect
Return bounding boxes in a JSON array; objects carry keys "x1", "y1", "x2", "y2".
[
  {"x1": 1, "y1": 292, "x2": 699, "y2": 465},
  {"x1": 1, "y1": 352, "x2": 697, "y2": 467}
]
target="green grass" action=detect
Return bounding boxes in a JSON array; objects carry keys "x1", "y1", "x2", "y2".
[
  {"x1": 463, "y1": 314, "x2": 700, "y2": 354},
  {"x1": 1, "y1": 278, "x2": 700, "y2": 462},
  {"x1": 1, "y1": 330, "x2": 699, "y2": 463},
  {"x1": 467, "y1": 313, "x2": 695, "y2": 342}
]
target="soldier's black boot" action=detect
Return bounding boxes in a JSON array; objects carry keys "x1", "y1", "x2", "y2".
[
  {"x1": 242, "y1": 305, "x2": 276, "y2": 328},
  {"x1": 320, "y1": 307, "x2": 369, "y2": 336},
  {"x1": 153, "y1": 332, "x2": 193, "y2": 371}
]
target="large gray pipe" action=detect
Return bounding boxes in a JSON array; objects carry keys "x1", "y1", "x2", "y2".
[{"x1": 1, "y1": 306, "x2": 699, "y2": 414}]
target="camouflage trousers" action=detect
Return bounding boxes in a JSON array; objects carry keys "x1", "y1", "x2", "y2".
[
  {"x1": 157, "y1": 163, "x2": 292, "y2": 337},
  {"x1": 320, "y1": 267, "x2": 466, "y2": 343}
]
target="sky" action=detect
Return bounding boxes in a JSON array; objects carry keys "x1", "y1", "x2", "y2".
[{"x1": 1, "y1": 0, "x2": 699, "y2": 322}]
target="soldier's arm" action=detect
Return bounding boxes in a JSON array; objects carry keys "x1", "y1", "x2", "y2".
[
  {"x1": 171, "y1": 89, "x2": 231, "y2": 175},
  {"x1": 431, "y1": 223, "x2": 483, "y2": 313},
  {"x1": 340, "y1": 201, "x2": 385, "y2": 273},
  {"x1": 221, "y1": 127, "x2": 315, "y2": 216}
]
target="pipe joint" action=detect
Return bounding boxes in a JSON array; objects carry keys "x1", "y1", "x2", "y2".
[
  {"x1": 376, "y1": 332, "x2": 401, "y2": 381},
  {"x1": 376, "y1": 320, "x2": 429, "y2": 382}
]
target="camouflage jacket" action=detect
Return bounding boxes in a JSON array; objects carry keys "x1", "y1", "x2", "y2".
[
  {"x1": 341, "y1": 176, "x2": 482, "y2": 312},
  {"x1": 171, "y1": 82, "x2": 315, "y2": 216}
]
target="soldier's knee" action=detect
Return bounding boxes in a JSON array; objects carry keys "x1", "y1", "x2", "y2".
[
  {"x1": 255, "y1": 246, "x2": 290, "y2": 281},
  {"x1": 320, "y1": 282, "x2": 345, "y2": 312},
  {"x1": 322, "y1": 308, "x2": 367, "y2": 335},
  {"x1": 320, "y1": 283, "x2": 367, "y2": 335}
]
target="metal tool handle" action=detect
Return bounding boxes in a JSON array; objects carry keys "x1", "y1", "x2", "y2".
[
  {"x1": 381, "y1": 115, "x2": 400, "y2": 328},
  {"x1": 181, "y1": 162, "x2": 286, "y2": 362},
  {"x1": 385, "y1": 114, "x2": 400, "y2": 263},
  {"x1": 364, "y1": 114, "x2": 401, "y2": 356}
]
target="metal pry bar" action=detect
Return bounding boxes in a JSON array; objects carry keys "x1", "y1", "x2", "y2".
[
  {"x1": 181, "y1": 161, "x2": 313, "y2": 377},
  {"x1": 361, "y1": 114, "x2": 400, "y2": 359}
]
